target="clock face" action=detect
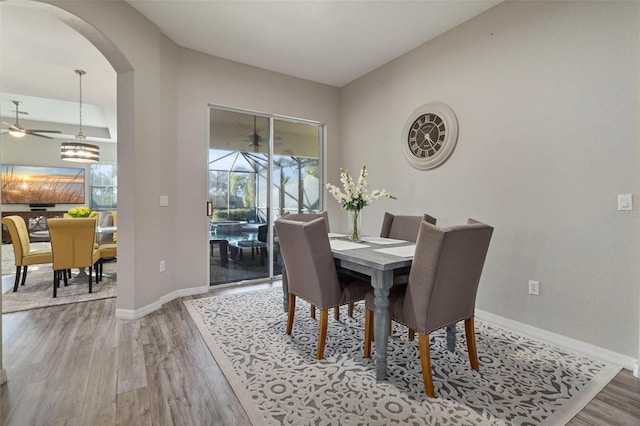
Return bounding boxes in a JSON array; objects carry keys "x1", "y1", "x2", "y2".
[
  {"x1": 408, "y1": 113, "x2": 446, "y2": 159},
  {"x1": 402, "y1": 103, "x2": 458, "y2": 170}
]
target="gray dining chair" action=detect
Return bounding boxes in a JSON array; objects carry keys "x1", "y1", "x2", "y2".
[
  {"x1": 364, "y1": 218, "x2": 494, "y2": 397},
  {"x1": 281, "y1": 211, "x2": 330, "y2": 232},
  {"x1": 380, "y1": 212, "x2": 437, "y2": 241},
  {"x1": 275, "y1": 216, "x2": 370, "y2": 359},
  {"x1": 344, "y1": 212, "x2": 438, "y2": 319},
  {"x1": 278, "y1": 211, "x2": 333, "y2": 319}
]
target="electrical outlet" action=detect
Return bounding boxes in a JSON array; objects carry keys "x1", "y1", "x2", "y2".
[
  {"x1": 528, "y1": 280, "x2": 539, "y2": 296},
  {"x1": 160, "y1": 260, "x2": 166, "y2": 272}
]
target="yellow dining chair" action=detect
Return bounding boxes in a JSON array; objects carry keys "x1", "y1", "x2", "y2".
[
  {"x1": 47, "y1": 217, "x2": 98, "y2": 298},
  {"x1": 1, "y1": 215, "x2": 53, "y2": 292},
  {"x1": 93, "y1": 242, "x2": 117, "y2": 282}
]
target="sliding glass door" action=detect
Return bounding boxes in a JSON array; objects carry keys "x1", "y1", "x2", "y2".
[{"x1": 208, "y1": 107, "x2": 323, "y2": 286}]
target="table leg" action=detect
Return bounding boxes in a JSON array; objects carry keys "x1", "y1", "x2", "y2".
[
  {"x1": 372, "y1": 269, "x2": 393, "y2": 381},
  {"x1": 446, "y1": 323, "x2": 457, "y2": 352}
]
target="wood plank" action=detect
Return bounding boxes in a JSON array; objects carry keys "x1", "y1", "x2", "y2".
[
  {"x1": 116, "y1": 387, "x2": 152, "y2": 426},
  {"x1": 78, "y1": 348, "x2": 118, "y2": 426},
  {"x1": 116, "y1": 321, "x2": 147, "y2": 393}
]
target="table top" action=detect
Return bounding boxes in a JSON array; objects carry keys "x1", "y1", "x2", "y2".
[
  {"x1": 30, "y1": 226, "x2": 117, "y2": 239},
  {"x1": 329, "y1": 235, "x2": 414, "y2": 271}
]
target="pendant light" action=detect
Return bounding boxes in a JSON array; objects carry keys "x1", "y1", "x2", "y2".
[{"x1": 61, "y1": 69, "x2": 100, "y2": 163}]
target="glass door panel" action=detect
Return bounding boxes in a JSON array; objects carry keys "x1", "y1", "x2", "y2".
[
  {"x1": 209, "y1": 108, "x2": 323, "y2": 286},
  {"x1": 209, "y1": 109, "x2": 270, "y2": 285}
]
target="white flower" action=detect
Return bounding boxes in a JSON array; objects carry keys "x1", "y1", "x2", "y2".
[{"x1": 325, "y1": 164, "x2": 396, "y2": 211}]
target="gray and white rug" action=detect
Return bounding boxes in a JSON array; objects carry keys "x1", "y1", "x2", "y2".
[
  {"x1": 184, "y1": 288, "x2": 620, "y2": 426},
  {"x1": 2, "y1": 261, "x2": 117, "y2": 313}
]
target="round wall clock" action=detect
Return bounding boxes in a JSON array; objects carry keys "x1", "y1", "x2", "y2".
[{"x1": 401, "y1": 102, "x2": 458, "y2": 170}]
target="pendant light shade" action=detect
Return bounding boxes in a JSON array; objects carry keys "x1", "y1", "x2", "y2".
[
  {"x1": 62, "y1": 69, "x2": 100, "y2": 163},
  {"x1": 61, "y1": 141, "x2": 100, "y2": 162}
]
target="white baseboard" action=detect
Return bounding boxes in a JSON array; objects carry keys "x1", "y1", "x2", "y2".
[
  {"x1": 476, "y1": 309, "x2": 638, "y2": 371},
  {"x1": 115, "y1": 285, "x2": 209, "y2": 320}
]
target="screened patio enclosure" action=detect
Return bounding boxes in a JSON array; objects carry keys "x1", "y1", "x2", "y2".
[
  {"x1": 208, "y1": 108, "x2": 323, "y2": 286},
  {"x1": 209, "y1": 150, "x2": 320, "y2": 222}
]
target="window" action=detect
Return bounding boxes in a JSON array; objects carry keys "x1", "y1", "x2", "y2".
[{"x1": 90, "y1": 163, "x2": 117, "y2": 210}]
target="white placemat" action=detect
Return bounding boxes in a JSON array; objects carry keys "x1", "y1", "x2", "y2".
[
  {"x1": 360, "y1": 237, "x2": 409, "y2": 245},
  {"x1": 328, "y1": 233, "x2": 348, "y2": 238},
  {"x1": 373, "y1": 244, "x2": 416, "y2": 258},
  {"x1": 329, "y1": 240, "x2": 370, "y2": 251}
]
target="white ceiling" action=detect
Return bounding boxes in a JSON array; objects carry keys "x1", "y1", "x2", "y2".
[{"x1": 0, "y1": 0, "x2": 500, "y2": 142}]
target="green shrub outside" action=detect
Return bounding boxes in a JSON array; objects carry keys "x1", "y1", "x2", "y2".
[{"x1": 212, "y1": 208, "x2": 251, "y2": 221}]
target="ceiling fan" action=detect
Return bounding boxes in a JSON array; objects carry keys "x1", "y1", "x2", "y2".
[
  {"x1": 246, "y1": 116, "x2": 281, "y2": 148},
  {"x1": 2, "y1": 100, "x2": 62, "y2": 139}
]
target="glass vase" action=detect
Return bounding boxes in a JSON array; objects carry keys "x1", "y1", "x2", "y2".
[{"x1": 348, "y1": 209, "x2": 362, "y2": 242}]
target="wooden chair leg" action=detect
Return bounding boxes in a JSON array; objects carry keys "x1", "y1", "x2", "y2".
[
  {"x1": 465, "y1": 317, "x2": 479, "y2": 370},
  {"x1": 310, "y1": 304, "x2": 316, "y2": 319},
  {"x1": 53, "y1": 270, "x2": 58, "y2": 298},
  {"x1": 20, "y1": 266, "x2": 28, "y2": 286},
  {"x1": 286, "y1": 294, "x2": 296, "y2": 335},
  {"x1": 364, "y1": 309, "x2": 373, "y2": 358},
  {"x1": 389, "y1": 319, "x2": 392, "y2": 336},
  {"x1": 334, "y1": 306, "x2": 340, "y2": 321},
  {"x1": 408, "y1": 328, "x2": 415, "y2": 341},
  {"x1": 348, "y1": 302, "x2": 354, "y2": 317},
  {"x1": 63, "y1": 271, "x2": 69, "y2": 287},
  {"x1": 89, "y1": 267, "x2": 93, "y2": 293},
  {"x1": 13, "y1": 266, "x2": 21, "y2": 292},
  {"x1": 317, "y1": 309, "x2": 329, "y2": 359},
  {"x1": 418, "y1": 333, "x2": 435, "y2": 397}
]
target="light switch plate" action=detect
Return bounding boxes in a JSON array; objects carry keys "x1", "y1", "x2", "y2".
[
  {"x1": 618, "y1": 194, "x2": 632, "y2": 211},
  {"x1": 160, "y1": 195, "x2": 169, "y2": 207}
]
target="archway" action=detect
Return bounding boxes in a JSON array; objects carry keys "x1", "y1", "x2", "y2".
[{"x1": 0, "y1": 0, "x2": 134, "y2": 385}]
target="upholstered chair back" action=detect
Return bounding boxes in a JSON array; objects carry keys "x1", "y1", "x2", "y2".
[
  {"x1": 380, "y1": 212, "x2": 437, "y2": 242},
  {"x1": 96, "y1": 211, "x2": 115, "y2": 244},
  {"x1": 2, "y1": 216, "x2": 32, "y2": 263},
  {"x1": 280, "y1": 211, "x2": 330, "y2": 233},
  {"x1": 274, "y1": 217, "x2": 341, "y2": 309},
  {"x1": 109, "y1": 210, "x2": 118, "y2": 242},
  {"x1": 47, "y1": 218, "x2": 97, "y2": 271},
  {"x1": 403, "y1": 219, "x2": 493, "y2": 334}
]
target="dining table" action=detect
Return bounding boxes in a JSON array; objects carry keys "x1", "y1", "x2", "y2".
[{"x1": 281, "y1": 233, "x2": 458, "y2": 381}]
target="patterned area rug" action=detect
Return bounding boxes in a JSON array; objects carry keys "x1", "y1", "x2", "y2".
[
  {"x1": 184, "y1": 288, "x2": 621, "y2": 426},
  {"x1": 2, "y1": 261, "x2": 117, "y2": 313}
]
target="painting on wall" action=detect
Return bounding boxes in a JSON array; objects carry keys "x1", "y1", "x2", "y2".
[{"x1": 1, "y1": 164, "x2": 85, "y2": 204}]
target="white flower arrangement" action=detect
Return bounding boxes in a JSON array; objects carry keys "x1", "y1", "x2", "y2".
[{"x1": 325, "y1": 164, "x2": 396, "y2": 212}]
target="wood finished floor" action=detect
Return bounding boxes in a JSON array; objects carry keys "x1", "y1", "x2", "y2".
[{"x1": 1, "y1": 284, "x2": 639, "y2": 425}]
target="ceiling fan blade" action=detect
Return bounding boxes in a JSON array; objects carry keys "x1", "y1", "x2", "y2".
[
  {"x1": 25, "y1": 131, "x2": 54, "y2": 139},
  {"x1": 25, "y1": 129, "x2": 62, "y2": 134}
]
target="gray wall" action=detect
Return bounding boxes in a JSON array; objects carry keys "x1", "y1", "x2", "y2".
[{"x1": 339, "y1": 1, "x2": 639, "y2": 357}]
